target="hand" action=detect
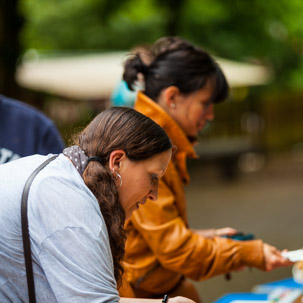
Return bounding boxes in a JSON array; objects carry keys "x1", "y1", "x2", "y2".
[
  {"x1": 214, "y1": 227, "x2": 238, "y2": 237},
  {"x1": 120, "y1": 296, "x2": 196, "y2": 303},
  {"x1": 232, "y1": 265, "x2": 246, "y2": 272},
  {"x1": 193, "y1": 227, "x2": 237, "y2": 238},
  {"x1": 169, "y1": 296, "x2": 196, "y2": 303},
  {"x1": 263, "y1": 243, "x2": 294, "y2": 271}
]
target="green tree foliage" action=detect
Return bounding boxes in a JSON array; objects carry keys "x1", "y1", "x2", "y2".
[
  {"x1": 181, "y1": 0, "x2": 303, "y2": 90},
  {"x1": 20, "y1": 0, "x2": 165, "y2": 50},
  {"x1": 20, "y1": 0, "x2": 302, "y2": 91}
]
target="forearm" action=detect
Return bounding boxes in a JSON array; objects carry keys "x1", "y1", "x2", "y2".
[
  {"x1": 120, "y1": 296, "x2": 194, "y2": 303},
  {"x1": 120, "y1": 298, "x2": 162, "y2": 303},
  {"x1": 192, "y1": 228, "x2": 216, "y2": 238},
  {"x1": 193, "y1": 237, "x2": 265, "y2": 278},
  {"x1": 192, "y1": 227, "x2": 238, "y2": 238}
]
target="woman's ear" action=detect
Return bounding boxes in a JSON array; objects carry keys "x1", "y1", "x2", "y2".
[
  {"x1": 163, "y1": 86, "x2": 180, "y2": 110},
  {"x1": 108, "y1": 150, "x2": 126, "y2": 173}
]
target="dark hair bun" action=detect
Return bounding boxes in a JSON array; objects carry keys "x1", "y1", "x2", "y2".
[{"x1": 123, "y1": 54, "x2": 148, "y2": 91}]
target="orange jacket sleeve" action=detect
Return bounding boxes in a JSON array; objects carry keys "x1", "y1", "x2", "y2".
[{"x1": 130, "y1": 179, "x2": 265, "y2": 281}]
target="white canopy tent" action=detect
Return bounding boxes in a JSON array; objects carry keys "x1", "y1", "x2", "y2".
[{"x1": 16, "y1": 52, "x2": 272, "y2": 100}]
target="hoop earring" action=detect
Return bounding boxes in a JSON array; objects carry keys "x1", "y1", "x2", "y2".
[{"x1": 112, "y1": 169, "x2": 122, "y2": 188}]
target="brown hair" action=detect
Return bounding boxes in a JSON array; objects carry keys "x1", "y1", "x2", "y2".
[{"x1": 75, "y1": 107, "x2": 172, "y2": 286}]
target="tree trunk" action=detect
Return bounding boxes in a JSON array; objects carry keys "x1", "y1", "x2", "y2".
[
  {"x1": 0, "y1": 0, "x2": 24, "y2": 98},
  {"x1": 156, "y1": 0, "x2": 185, "y2": 36}
]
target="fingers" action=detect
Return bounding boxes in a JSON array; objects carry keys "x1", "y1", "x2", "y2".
[
  {"x1": 235, "y1": 266, "x2": 246, "y2": 272},
  {"x1": 215, "y1": 227, "x2": 238, "y2": 236},
  {"x1": 170, "y1": 296, "x2": 196, "y2": 303},
  {"x1": 263, "y1": 243, "x2": 294, "y2": 271}
]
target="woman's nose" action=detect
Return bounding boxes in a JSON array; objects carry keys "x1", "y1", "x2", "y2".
[
  {"x1": 205, "y1": 104, "x2": 214, "y2": 121},
  {"x1": 148, "y1": 186, "x2": 158, "y2": 201}
]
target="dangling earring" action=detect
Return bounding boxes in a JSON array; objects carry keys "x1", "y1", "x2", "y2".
[
  {"x1": 112, "y1": 168, "x2": 122, "y2": 188},
  {"x1": 170, "y1": 103, "x2": 176, "y2": 109}
]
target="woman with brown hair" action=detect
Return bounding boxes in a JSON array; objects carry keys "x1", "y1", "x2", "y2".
[
  {"x1": 0, "y1": 107, "x2": 195, "y2": 303},
  {"x1": 122, "y1": 37, "x2": 292, "y2": 302}
]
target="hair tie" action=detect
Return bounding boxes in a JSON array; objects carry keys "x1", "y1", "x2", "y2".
[{"x1": 87, "y1": 156, "x2": 104, "y2": 165}]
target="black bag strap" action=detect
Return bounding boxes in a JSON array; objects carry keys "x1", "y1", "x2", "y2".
[{"x1": 21, "y1": 155, "x2": 58, "y2": 303}]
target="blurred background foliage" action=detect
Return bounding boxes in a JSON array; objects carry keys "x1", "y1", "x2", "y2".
[
  {"x1": 0, "y1": 0, "x2": 302, "y2": 153},
  {"x1": 19, "y1": 0, "x2": 302, "y2": 90}
]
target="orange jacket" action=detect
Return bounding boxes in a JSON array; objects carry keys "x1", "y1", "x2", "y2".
[{"x1": 123, "y1": 92, "x2": 265, "y2": 294}]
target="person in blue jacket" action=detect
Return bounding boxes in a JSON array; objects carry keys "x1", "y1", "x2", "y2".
[{"x1": 0, "y1": 94, "x2": 64, "y2": 164}]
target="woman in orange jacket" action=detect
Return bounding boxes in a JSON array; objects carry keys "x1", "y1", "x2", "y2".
[{"x1": 121, "y1": 37, "x2": 292, "y2": 302}]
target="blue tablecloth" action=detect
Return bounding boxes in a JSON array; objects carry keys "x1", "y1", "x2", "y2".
[
  {"x1": 252, "y1": 277, "x2": 302, "y2": 294},
  {"x1": 213, "y1": 293, "x2": 267, "y2": 303},
  {"x1": 213, "y1": 278, "x2": 303, "y2": 303}
]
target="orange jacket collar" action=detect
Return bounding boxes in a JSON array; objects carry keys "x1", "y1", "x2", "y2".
[{"x1": 135, "y1": 92, "x2": 198, "y2": 184}]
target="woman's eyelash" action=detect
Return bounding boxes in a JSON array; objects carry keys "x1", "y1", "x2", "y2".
[{"x1": 151, "y1": 174, "x2": 159, "y2": 182}]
